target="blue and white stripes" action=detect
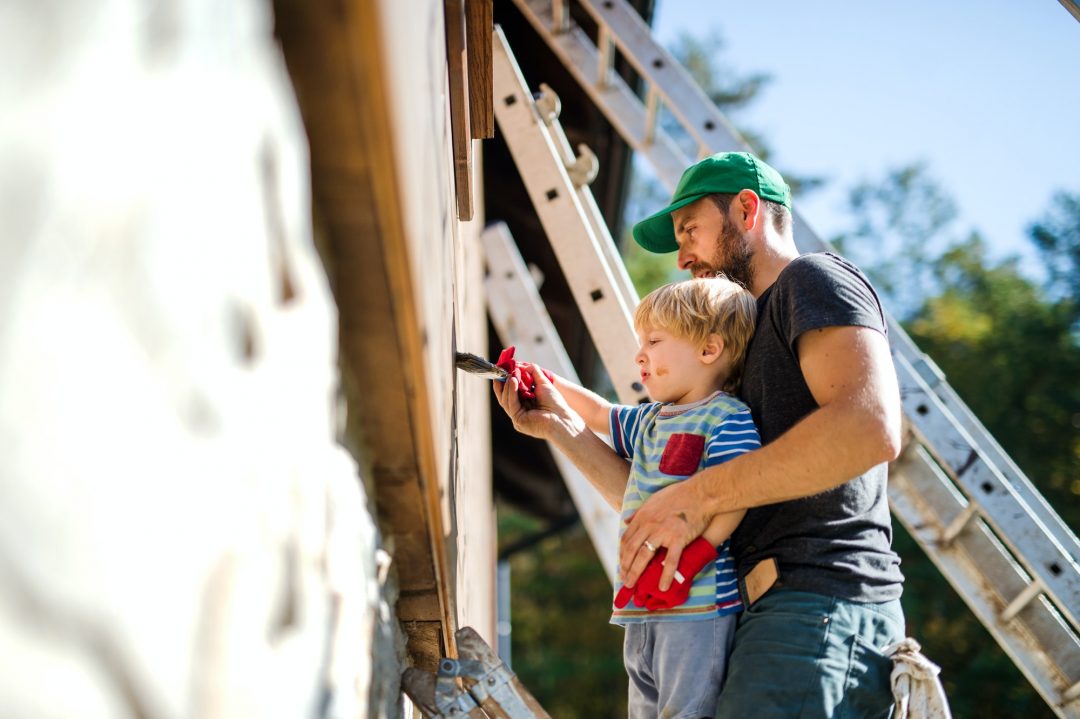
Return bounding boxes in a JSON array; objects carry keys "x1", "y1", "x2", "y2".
[{"x1": 609, "y1": 391, "x2": 761, "y2": 624}]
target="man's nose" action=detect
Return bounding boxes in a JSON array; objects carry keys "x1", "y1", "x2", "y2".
[{"x1": 677, "y1": 245, "x2": 694, "y2": 271}]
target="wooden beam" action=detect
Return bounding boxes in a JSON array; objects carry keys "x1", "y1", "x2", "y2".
[
  {"x1": 445, "y1": 0, "x2": 474, "y2": 219},
  {"x1": 465, "y1": 0, "x2": 494, "y2": 139},
  {"x1": 273, "y1": 0, "x2": 457, "y2": 668}
]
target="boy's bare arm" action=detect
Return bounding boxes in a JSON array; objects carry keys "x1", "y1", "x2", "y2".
[
  {"x1": 700, "y1": 509, "x2": 746, "y2": 547},
  {"x1": 547, "y1": 372, "x2": 614, "y2": 436},
  {"x1": 495, "y1": 369, "x2": 630, "y2": 511}
]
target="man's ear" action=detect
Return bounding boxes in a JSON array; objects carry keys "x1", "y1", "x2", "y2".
[
  {"x1": 700, "y1": 334, "x2": 725, "y2": 364},
  {"x1": 735, "y1": 189, "x2": 761, "y2": 231}
]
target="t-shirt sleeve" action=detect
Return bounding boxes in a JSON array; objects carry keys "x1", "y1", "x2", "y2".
[
  {"x1": 704, "y1": 406, "x2": 761, "y2": 467},
  {"x1": 777, "y1": 254, "x2": 887, "y2": 353},
  {"x1": 609, "y1": 403, "x2": 650, "y2": 460}
]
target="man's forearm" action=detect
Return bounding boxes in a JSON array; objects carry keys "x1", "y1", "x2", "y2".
[
  {"x1": 695, "y1": 398, "x2": 898, "y2": 514},
  {"x1": 548, "y1": 421, "x2": 630, "y2": 511}
]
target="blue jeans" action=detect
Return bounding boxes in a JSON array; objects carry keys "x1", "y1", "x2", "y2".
[
  {"x1": 624, "y1": 615, "x2": 738, "y2": 719},
  {"x1": 714, "y1": 589, "x2": 904, "y2": 719}
]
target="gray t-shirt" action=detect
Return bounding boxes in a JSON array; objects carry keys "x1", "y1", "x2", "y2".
[{"x1": 734, "y1": 252, "x2": 904, "y2": 602}]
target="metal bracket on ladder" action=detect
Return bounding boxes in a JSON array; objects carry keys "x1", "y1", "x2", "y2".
[
  {"x1": 402, "y1": 627, "x2": 553, "y2": 718},
  {"x1": 496, "y1": 3, "x2": 1080, "y2": 715}
]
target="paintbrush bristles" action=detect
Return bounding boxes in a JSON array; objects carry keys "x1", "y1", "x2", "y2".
[{"x1": 454, "y1": 352, "x2": 509, "y2": 380}]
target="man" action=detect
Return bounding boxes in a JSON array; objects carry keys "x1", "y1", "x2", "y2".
[{"x1": 495, "y1": 151, "x2": 904, "y2": 717}]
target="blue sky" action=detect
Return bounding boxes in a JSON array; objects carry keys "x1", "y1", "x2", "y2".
[{"x1": 651, "y1": 0, "x2": 1080, "y2": 272}]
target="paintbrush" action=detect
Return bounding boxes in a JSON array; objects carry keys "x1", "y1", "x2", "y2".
[{"x1": 455, "y1": 352, "x2": 509, "y2": 381}]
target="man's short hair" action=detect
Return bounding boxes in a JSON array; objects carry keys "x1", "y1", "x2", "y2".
[
  {"x1": 709, "y1": 192, "x2": 792, "y2": 237},
  {"x1": 634, "y1": 277, "x2": 757, "y2": 392}
]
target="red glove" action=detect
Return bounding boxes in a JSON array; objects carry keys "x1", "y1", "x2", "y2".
[
  {"x1": 613, "y1": 538, "x2": 719, "y2": 611},
  {"x1": 496, "y1": 346, "x2": 554, "y2": 400}
]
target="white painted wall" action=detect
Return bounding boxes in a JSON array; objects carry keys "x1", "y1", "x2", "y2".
[{"x1": 0, "y1": 1, "x2": 391, "y2": 716}]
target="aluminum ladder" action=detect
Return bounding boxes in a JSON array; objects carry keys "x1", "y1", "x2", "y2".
[{"x1": 489, "y1": 10, "x2": 1080, "y2": 715}]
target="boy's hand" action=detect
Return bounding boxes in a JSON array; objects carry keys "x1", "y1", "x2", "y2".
[
  {"x1": 495, "y1": 346, "x2": 555, "y2": 400},
  {"x1": 615, "y1": 538, "x2": 718, "y2": 610},
  {"x1": 620, "y1": 478, "x2": 712, "y2": 591}
]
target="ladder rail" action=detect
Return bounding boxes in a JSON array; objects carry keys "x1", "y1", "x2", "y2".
[
  {"x1": 511, "y1": 0, "x2": 1080, "y2": 630},
  {"x1": 483, "y1": 221, "x2": 621, "y2": 584},
  {"x1": 492, "y1": 25, "x2": 648, "y2": 407}
]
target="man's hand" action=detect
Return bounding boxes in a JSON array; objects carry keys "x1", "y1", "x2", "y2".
[
  {"x1": 493, "y1": 362, "x2": 585, "y2": 442},
  {"x1": 614, "y1": 537, "x2": 718, "y2": 610},
  {"x1": 620, "y1": 477, "x2": 713, "y2": 591}
]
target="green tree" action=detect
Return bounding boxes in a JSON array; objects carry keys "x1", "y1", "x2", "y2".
[
  {"x1": 832, "y1": 163, "x2": 959, "y2": 318},
  {"x1": 1029, "y1": 190, "x2": 1080, "y2": 316},
  {"x1": 500, "y1": 506, "x2": 627, "y2": 718},
  {"x1": 836, "y1": 167, "x2": 1080, "y2": 718}
]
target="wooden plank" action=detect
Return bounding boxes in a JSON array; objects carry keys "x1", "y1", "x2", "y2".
[
  {"x1": 273, "y1": 0, "x2": 457, "y2": 662},
  {"x1": 465, "y1": 0, "x2": 493, "y2": 139},
  {"x1": 397, "y1": 590, "x2": 444, "y2": 621},
  {"x1": 402, "y1": 621, "x2": 445, "y2": 674},
  {"x1": 445, "y1": 0, "x2": 473, "y2": 219}
]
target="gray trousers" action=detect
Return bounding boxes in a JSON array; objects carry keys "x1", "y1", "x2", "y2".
[{"x1": 623, "y1": 615, "x2": 737, "y2": 719}]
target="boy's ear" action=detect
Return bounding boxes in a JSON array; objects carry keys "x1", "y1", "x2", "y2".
[{"x1": 700, "y1": 334, "x2": 725, "y2": 364}]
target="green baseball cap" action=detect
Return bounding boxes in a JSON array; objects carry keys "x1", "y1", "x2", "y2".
[{"x1": 631, "y1": 151, "x2": 791, "y2": 253}]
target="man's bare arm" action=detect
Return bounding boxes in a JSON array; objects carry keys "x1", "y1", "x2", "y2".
[
  {"x1": 621, "y1": 325, "x2": 901, "y2": 588},
  {"x1": 495, "y1": 368, "x2": 630, "y2": 511}
]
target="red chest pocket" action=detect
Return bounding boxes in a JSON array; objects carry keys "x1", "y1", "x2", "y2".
[{"x1": 658, "y1": 433, "x2": 706, "y2": 476}]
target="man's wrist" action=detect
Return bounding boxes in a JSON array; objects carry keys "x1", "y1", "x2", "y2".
[
  {"x1": 692, "y1": 462, "x2": 736, "y2": 517},
  {"x1": 548, "y1": 411, "x2": 587, "y2": 444}
]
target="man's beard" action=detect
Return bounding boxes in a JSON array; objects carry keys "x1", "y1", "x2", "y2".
[{"x1": 691, "y1": 221, "x2": 754, "y2": 290}]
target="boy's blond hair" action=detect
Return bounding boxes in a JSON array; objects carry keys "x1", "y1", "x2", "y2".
[{"x1": 633, "y1": 277, "x2": 757, "y2": 393}]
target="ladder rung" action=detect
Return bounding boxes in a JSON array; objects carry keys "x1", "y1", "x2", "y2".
[
  {"x1": 1002, "y1": 581, "x2": 1046, "y2": 623},
  {"x1": 551, "y1": 0, "x2": 569, "y2": 33},
  {"x1": 643, "y1": 85, "x2": 659, "y2": 144},
  {"x1": 940, "y1": 502, "x2": 980, "y2": 546},
  {"x1": 596, "y1": 24, "x2": 614, "y2": 86}
]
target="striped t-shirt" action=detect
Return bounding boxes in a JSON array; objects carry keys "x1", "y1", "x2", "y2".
[{"x1": 609, "y1": 391, "x2": 761, "y2": 624}]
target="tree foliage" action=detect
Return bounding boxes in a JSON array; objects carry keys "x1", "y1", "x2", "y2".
[{"x1": 835, "y1": 166, "x2": 1079, "y2": 718}]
